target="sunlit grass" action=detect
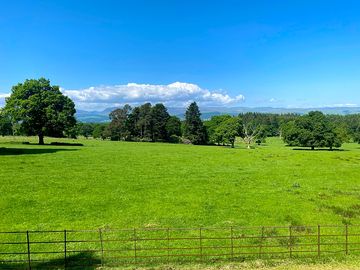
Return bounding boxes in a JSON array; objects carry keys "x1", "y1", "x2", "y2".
[{"x1": 1, "y1": 136, "x2": 359, "y2": 230}]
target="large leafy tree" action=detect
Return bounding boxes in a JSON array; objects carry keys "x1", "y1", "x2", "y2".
[
  {"x1": 150, "y1": 103, "x2": 170, "y2": 141},
  {"x1": 205, "y1": 115, "x2": 232, "y2": 145},
  {"x1": 282, "y1": 111, "x2": 342, "y2": 150},
  {"x1": 183, "y1": 102, "x2": 207, "y2": 145},
  {"x1": 106, "y1": 104, "x2": 132, "y2": 140},
  {"x1": 77, "y1": 123, "x2": 95, "y2": 139},
  {"x1": 92, "y1": 123, "x2": 108, "y2": 140},
  {"x1": 214, "y1": 117, "x2": 241, "y2": 148},
  {"x1": 0, "y1": 110, "x2": 13, "y2": 136},
  {"x1": 354, "y1": 129, "x2": 360, "y2": 144},
  {"x1": 137, "y1": 103, "x2": 153, "y2": 140},
  {"x1": 5, "y1": 78, "x2": 76, "y2": 144},
  {"x1": 166, "y1": 116, "x2": 182, "y2": 137}
]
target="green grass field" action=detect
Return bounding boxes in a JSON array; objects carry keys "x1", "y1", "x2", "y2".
[{"x1": 1, "y1": 136, "x2": 359, "y2": 231}]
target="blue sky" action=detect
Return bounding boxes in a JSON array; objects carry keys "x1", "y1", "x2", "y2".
[{"x1": 1, "y1": 0, "x2": 360, "y2": 110}]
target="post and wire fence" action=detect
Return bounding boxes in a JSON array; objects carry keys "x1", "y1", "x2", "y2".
[{"x1": 1, "y1": 225, "x2": 360, "y2": 269}]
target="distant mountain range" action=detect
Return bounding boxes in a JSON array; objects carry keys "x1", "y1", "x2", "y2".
[{"x1": 76, "y1": 106, "x2": 360, "y2": 123}]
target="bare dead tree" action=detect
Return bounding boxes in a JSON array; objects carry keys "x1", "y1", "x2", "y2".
[{"x1": 242, "y1": 123, "x2": 263, "y2": 149}]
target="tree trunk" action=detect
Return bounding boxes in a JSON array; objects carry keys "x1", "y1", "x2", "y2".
[
  {"x1": 38, "y1": 134, "x2": 44, "y2": 145},
  {"x1": 311, "y1": 146, "x2": 315, "y2": 150},
  {"x1": 231, "y1": 141, "x2": 234, "y2": 148},
  {"x1": 247, "y1": 144, "x2": 251, "y2": 149}
]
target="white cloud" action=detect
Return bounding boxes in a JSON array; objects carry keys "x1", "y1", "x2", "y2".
[
  {"x1": 0, "y1": 93, "x2": 10, "y2": 107},
  {"x1": 62, "y1": 82, "x2": 245, "y2": 110},
  {"x1": 327, "y1": 103, "x2": 358, "y2": 108}
]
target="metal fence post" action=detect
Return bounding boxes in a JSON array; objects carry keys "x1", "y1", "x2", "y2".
[
  {"x1": 199, "y1": 228, "x2": 203, "y2": 262},
  {"x1": 133, "y1": 228, "x2": 137, "y2": 264},
  {"x1": 230, "y1": 227, "x2": 234, "y2": 260},
  {"x1": 6, "y1": 224, "x2": 357, "y2": 267},
  {"x1": 317, "y1": 225, "x2": 321, "y2": 257},
  {"x1": 259, "y1": 226, "x2": 264, "y2": 259},
  {"x1": 167, "y1": 228, "x2": 170, "y2": 263},
  {"x1": 26, "y1": 231, "x2": 31, "y2": 270},
  {"x1": 289, "y1": 226, "x2": 292, "y2": 258},
  {"x1": 64, "y1": 230, "x2": 67, "y2": 269},
  {"x1": 345, "y1": 224, "x2": 349, "y2": 255},
  {"x1": 99, "y1": 229, "x2": 104, "y2": 266}
]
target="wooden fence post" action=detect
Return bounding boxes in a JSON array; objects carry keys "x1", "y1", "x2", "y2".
[
  {"x1": 64, "y1": 230, "x2": 67, "y2": 269},
  {"x1": 317, "y1": 225, "x2": 321, "y2": 257},
  {"x1": 26, "y1": 231, "x2": 31, "y2": 270},
  {"x1": 99, "y1": 229, "x2": 104, "y2": 266}
]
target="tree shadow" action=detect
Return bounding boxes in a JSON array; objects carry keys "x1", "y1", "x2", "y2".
[
  {"x1": 49, "y1": 142, "x2": 84, "y2": 146},
  {"x1": 0, "y1": 252, "x2": 101, "y2": 269},
  {"x1": 292, "y1": 148, "x2": 347, "y2": 152},
  {"x1": 0, "y1": 147, "x2": 78, "y2": 156},
  {"x1": 2, "y1": 141, "x2": 83, "y2": 147}
]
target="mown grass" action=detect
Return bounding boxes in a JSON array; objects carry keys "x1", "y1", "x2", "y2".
[
  {"x1": 111, "y1": 258, "x2": 360, "y2": 270},
  {"x1": 112, "y1": 257, "x2": 360, "y2": 270},
  {"x1": 1, "y1": 136, "x2": 360, "y2": 230}
]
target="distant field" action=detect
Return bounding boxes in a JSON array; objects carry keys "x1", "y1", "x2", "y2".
[{"x1": 0, "y1": 136, "x2": 360, "y2": 230}]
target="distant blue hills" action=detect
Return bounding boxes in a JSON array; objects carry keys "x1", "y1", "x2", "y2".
[{"x1": 76, "y1": 106, "x2": 360, "y2": 123}]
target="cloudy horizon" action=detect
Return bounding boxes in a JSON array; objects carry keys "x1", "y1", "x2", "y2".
[
  {"x1": 60, "y1": 82, "x2": 245, "y2": 111},
  {"x1": 1, "y1": 82, "x2": 358, "y2": 111}
]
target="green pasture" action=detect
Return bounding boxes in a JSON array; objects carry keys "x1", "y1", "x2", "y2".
[{"x1": 1, "y1": 136, "x2": 359, "y2": 230}]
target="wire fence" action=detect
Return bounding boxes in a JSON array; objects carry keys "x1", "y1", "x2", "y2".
[{"x1": 1, "y1": 225, "x2": 360, "y2": 269}]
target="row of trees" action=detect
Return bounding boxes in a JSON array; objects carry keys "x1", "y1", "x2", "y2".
[
  {"x1": 80, "y1": 103, "x2": 270, "y2": 147},
  {"x1": 104, "y1": 103, "x2": 182, "y2": 142},
  {"x1": 87, "y1": 102, "x2": 206, "y2": 144},
  {"x1": 88, "y1": 102, "x2": 265, "y2": 148},
  {"x1": 91, "y1": 103, "x2": 286, "y2": 148},
  {"x1": 70, "y1": 102, "x2": 209, "y2": 145},
  {"x1": 3, "y1": 92, "x2": 358, "y2": 150},
  {"x1": 205, "y1": 114, "x2": 268, "y2": 148},
  {"x1": 98, "y1": 104, "x2": 359, "y2": 149},
  {"x1": 1, "y1": 78, "x2": 360, "y2": 149}
]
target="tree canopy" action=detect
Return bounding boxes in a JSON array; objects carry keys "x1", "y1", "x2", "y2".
[
  {"x1": 105, "y1": 103, "x2": 181, "y2": 143},
  {"x1": 4, "y1": 78, "x2": 76, "y2": 144},
  {"x1": 282, "y1": 111, "x2": 343, "y2": 150},
  {"x1": 0, "y1": 110, "x2": 13, "y2": 136},
  {"x1": 214, "y1": 117, "x2": 241, "y2": 148},
  {"x1": 183, "y1": 102, "x2": 207, "y2": 145}
]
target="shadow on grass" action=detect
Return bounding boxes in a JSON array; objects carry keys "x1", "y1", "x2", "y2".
[
  {"x1": 292, "y1": 148, "x2": 347, "y2": 151},
  {"x1": 0, "y1": 147, "x2": 78, "y2": 156},
  {"x1": 49, "y1": 142, "x2": 84, "y2": 146},
  {"x1": 0, "y1": 252, "x2": 101, "y2": 269}
]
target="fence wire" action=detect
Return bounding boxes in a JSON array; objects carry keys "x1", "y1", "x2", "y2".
[{"x1": 0, "y1": 225, "x2": 360, "y2": 269}]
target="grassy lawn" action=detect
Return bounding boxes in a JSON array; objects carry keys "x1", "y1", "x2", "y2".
[
  {"x1": 110, "y1": 258, "x2": 360, "y2": 270},
  {"x1": 1, "y1": 136, "x2": 360, "y2": 230}
]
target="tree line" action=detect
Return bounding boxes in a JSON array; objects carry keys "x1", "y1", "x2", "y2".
[
  {"x1": 1, "y1": 78, "x2": 360, "y2": 149},
  {"x1": 73, "y1": 102, "x2": 205, "y2": 144},
  {"x1": 2, "y1": 95, "x2": 360, "y2": 150},
  {"x1": 69, "y1": 103, "x2": 360, "y2": 150}
]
